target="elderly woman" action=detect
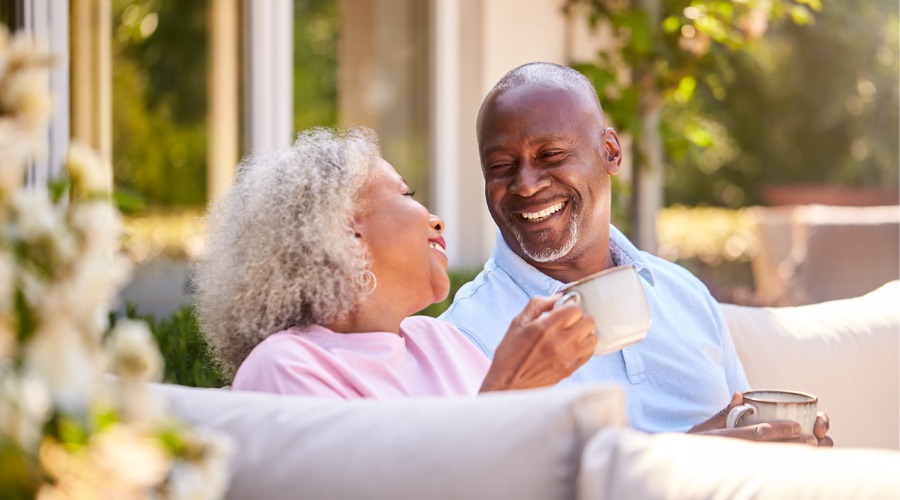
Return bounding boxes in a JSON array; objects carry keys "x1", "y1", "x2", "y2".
[{"x1": 194, "y1": 127, "x2": 597, "y2": 398}]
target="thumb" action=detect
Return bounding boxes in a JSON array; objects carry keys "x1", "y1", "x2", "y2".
[{"x1": 689, "y1": 392, "x2": 744, "y2": 433}]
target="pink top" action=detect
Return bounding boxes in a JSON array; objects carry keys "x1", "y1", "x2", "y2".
[{"x1": 231, "y1": 316, "x2": 491, "y2": 399}]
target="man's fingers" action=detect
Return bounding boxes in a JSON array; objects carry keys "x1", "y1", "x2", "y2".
[
  {"x1": 740, "y1": 421, "x2": 803, "y2": 442},
  {"x1": 817, "y1": 435, "x2": 834, "y2": 447},
  {"x1": 814, "y1": 412, "x2": 830, "y2": 439},
  {"x1": 536, "y1": 302, "x2": 585, "y2": 330}
]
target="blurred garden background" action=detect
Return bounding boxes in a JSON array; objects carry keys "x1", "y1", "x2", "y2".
[{"x1": 4, "y1": 0, "x2": 896, "y2": 387}]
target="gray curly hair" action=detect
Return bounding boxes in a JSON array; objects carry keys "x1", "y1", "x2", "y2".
[{"x1": 193, "y1": 127, "x2": 380, "y2": 378}]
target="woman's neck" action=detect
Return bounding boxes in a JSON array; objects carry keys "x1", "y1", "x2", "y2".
[{"x1": 323, "y1": 294, "x2": 411, "y2": 335}]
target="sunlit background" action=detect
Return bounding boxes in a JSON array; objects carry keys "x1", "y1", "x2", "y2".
[{"x1": 1, "y1": 0, "x2": 897, "y2": 382}]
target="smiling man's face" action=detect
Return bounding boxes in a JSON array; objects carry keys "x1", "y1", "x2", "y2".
[{"x1": 477, "y1": 82, "x2": 621, "y2": 280}]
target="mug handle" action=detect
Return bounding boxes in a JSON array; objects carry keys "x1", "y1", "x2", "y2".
[
  {"x1": 554, "y1": 291, "x2": 581, "y2": 309},
  {"x1": 726, "y1": 403, "x2": 757, "y2": 429}
]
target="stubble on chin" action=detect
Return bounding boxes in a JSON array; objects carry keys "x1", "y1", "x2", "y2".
[{"x1": 507, "y1": 212, "x2": 579, "y2": 264}]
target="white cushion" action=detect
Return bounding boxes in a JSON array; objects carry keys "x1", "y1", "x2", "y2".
[
  {"x1": 153, "y1": 383, "x2": 626, "y2": 500},
  {"x1": 578, "y1": 428, "x2": 900, "y2": 500},
  {"x1": 722, "y1": 281, "x2": 900, "y2": 449}
]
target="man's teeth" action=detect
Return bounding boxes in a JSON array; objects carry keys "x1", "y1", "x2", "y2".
[
  {"x1": 521, "y1": 202, "x2": 565, "y2": 221},
  {"x1": 429, "y1": 242, "x2": 446, "y2": 254}
]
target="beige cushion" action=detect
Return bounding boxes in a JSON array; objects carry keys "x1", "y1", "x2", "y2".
[
  {"x1": 153, "y1": 383, "x2": 627, "y2": 500},
  {"x1": 578, "y1": 428, "x2": 900, "y2": 500},
  {"x1": 722, "y1": 281, "x2": 900, "y2": 449}
]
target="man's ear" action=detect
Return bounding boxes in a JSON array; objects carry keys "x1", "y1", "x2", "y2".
[{"x1": 603, "y1": 128, "x2": 623, "y2": 175}]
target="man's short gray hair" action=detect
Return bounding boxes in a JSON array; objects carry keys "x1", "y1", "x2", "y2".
[
  {"x1": 193, "y1": 127, "x2": 379, "y2": 378},
  {"x1": 487, "y1": 62, "x2": 602, "y2": 111}
]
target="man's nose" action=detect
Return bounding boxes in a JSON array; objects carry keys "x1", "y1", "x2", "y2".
[{"x1": 510, "y1": 162, "x2": 549, "y2": 197}]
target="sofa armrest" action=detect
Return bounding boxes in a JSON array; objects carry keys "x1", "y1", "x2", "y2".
[
  {"x1": 152, "y1": 383, "x2": 626, "y2": 500},
  {"x1": 721, "y1": 281, "x2": 899, "y2": 449},
  {"x1": 577, "y1": 428, "x2": 900, "y2": 500}
]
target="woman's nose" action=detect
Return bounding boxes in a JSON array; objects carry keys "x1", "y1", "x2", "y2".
[{"x1": 430, "y1": 214, "x2": 444, "y2": 233}]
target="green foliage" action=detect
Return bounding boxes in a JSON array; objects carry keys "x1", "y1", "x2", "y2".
[
  {"x1": 569, "y1": 0, "x2": 819, "y2": 138},
  {"x1": 666, "y1": 0, "x2": 899, "y2": 206},
  {"x1": 294, "y1": 0, "x2": 339, "y2": 130},
  {"x1": 572, "y1": 0, "x2": 898, "y2": 208},
  {"x1": 112, "y1": 0, "x2": 208, "y2": 207},
  {"x1": 121, "y1": 304, "x2": 226, "y2": 389},
  {"x1": 111, "y1": 0, "x2": 341, "y2": 210}
]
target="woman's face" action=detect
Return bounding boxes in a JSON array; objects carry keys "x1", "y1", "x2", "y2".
[{"x1": 355, "y1": 159, "x2": 449, "y2": 314}]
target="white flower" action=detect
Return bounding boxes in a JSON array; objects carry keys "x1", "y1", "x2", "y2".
[
  {"x1": 0, "y1": 32, "x2": 53, "y2": 138},
  {"x1": 9, "y1": 190, "x2": 78, "y2": 270},
  {"x1": 107, "y1": 319, "x2": 163, "y2": 383},
  {"x1": 70, "y1": 201, "x2": 123, "y2": 254},
  {"x1": 24, "y1": 318, "x2": 102, "y2": 414},
  {"x1": 0, "y1": 363, "x2": 51, "y2": 449},
  {"x1": 1, "y1": 66, "x2": 52, "y2": 134},
  {"x1": 0, "y1": 131, "x2": 29, "y2": 195},
  {"x1": 167, "y1": 429, "x2": 235, "y2": 500},
  {"x1": 66, "y1": 142, "x2": 112, "y2": 195},
  {"x1": 91, "y1": 423, "x2": 173, "y2": 489},
  {"x1": 40, "y1": 251, "x2": 131, "y2": 338}
]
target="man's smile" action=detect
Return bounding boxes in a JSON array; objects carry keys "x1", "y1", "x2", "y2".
[{"x1": 519, "y1": 201, "x2": 567, "y2": 222}]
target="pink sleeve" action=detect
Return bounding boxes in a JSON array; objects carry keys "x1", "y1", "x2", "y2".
[{"x1": 231, "y1": 335, "x2": 358, "y2": 399}]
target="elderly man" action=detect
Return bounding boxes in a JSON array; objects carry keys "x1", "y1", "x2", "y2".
[{"x1": 441, "y1": 62, "x2": 831, "y2": 445}]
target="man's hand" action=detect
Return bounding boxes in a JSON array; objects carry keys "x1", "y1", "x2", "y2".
[
  {"x1": 688, "y1": 392, "x2": 834, "y2": 447},
  {"x1": 480, "y1": 295, "x2": 596, "y2": 392}
]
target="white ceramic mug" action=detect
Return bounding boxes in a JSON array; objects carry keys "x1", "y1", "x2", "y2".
[
  {"x1": 554, "y1": 265, "x2": 652, "y2": 356},
  {"x1": 726, "y1": 390, "x2": 818, "y2": 435}
]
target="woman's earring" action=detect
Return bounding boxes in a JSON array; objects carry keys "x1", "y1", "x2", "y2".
[{"x1": 361, "y1": 270, "x2": 377, "y2": 295}]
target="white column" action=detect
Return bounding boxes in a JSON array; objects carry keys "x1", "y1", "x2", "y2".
[
  {"x1": 207, "y1": 0, "x2": 239, "y2": 202},
  {"x1": 244, "y1": 0, "x2": 294, "y2": 153},
  {"x1": 70, "y1": 0, "x2": 112, "y2": 183},
  {"x1": 22, "y1": 0, "x2": 71, "y2": 187},
  {"x1": 430, "y1": 0, "x2": 461, "y2": 265}
]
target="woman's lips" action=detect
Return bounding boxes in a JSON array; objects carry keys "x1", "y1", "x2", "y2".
[{"x1": 429, "y1": 236, "x2": 446, "y2": 253}]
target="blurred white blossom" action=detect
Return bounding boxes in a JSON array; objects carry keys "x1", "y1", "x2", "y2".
[
  {"x1": 0, "y1": 26, "x2": 231, "y2": 499},
  {"x1": 108, "y1": 319, "x2": 163, "y2": 383},
  {"x1": 167, "y1": 430, "x2": 235, "y2": 500},
  {"x1": 67, "y1": 141, "x2": 112, "y2": 196}
]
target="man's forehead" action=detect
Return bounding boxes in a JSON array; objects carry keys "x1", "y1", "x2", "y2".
[
  {"x1": 490, "y1": 82, "x2": 592, "y2": 111},
  {"x1": 478, "y1": 83, "x2": 597, "y2": 145}
]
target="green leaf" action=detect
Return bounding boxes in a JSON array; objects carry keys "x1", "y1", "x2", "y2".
[
  {"x1": 674, "y1": 76, "x2": 698, "y2": 103},
  {"x1": 113, "y1": 187, "x2": 147, "y2": 214},
  {"x1": 662, "y1": 16, "x2": 682, "y2": 34}
]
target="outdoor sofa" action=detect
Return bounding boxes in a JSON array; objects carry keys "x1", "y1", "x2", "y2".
[{"x1": 154, "y1": 280, "x2": 900, "y2": 499}]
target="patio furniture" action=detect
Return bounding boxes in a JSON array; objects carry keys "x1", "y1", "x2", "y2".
[
  {"x1": 155, "y1": 281, "x2": 900, "y2": 499},
  {"x1": 750, "y1": 204, "x2": 899, "y2": 304}
]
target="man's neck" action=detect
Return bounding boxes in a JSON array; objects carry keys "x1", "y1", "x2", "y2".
[{"x1": 529, "y1": 243, "x2": 615, "y2": 284}]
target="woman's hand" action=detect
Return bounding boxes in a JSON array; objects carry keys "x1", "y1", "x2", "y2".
[{"x1": 479, "y1": 295, "x2": 597, "y2": 392}]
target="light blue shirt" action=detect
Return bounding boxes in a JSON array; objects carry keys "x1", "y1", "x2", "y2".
[{"x1": 440, "y1": 225, "x2": 749, "y2": 433}]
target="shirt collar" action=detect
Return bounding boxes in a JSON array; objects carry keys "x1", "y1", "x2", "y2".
[{"x1": 492, "y1": 225, "x2": 655, "y2": 297}]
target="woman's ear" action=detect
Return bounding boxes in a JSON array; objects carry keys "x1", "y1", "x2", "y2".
[
  {"x1": 603, "y1": 127, "x2": 623, "y2": 175},
  {"x1": 350, "y1": 216, "x2": 363, "y2": 239}
]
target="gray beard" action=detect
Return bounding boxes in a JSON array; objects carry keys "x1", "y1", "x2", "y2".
[{"x1": 509, "y1": 214, "x2": 579, "y2": 264}]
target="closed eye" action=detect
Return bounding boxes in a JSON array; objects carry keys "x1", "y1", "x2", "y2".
[
  {"x1": 403, "y1": 190, "x2": 416, "y2": 197},
  {"x1": 540, "y1": 150, "x2": 567, "y2": 161}
]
